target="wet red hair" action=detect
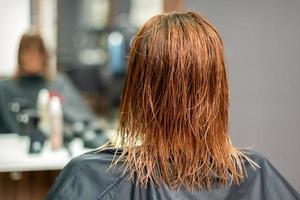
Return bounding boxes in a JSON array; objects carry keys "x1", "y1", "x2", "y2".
[{"x1": 115, "y1": 11, "x2": 255, "y2": 190}]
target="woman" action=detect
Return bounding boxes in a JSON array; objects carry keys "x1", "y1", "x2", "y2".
[
  {"x1": 46, "y1": 12, "x2": 299, "y2": 199},
  {"x1": 0, "y1": 30, "x2": 96, "y2": 136}
]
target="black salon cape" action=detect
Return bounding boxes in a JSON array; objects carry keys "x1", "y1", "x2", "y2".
[{"x1": 46, "y1": 149, "x2": 299, "y2": 200}]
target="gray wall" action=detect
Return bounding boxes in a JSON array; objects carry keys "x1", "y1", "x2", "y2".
[{"x1": 185, "y1": 0, "x2": 300, "y2": 191}]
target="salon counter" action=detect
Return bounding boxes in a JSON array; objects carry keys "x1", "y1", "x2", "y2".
[
  {"x1": 0, "y1": 130, "x2": 114, "y2": 173},
  {"x1": 0, "y1": 134, "x2": 88, "y2": 172},
  {"x1": 0, "y1": 130, "x2": 114, "y2": 200}
]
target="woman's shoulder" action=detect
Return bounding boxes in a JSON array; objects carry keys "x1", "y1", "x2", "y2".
[
  {"x1": 227, "y1": 149, "x2": 300, "y2": 200},
  {"x1": 46, "y1": 148, "x2": 125, "y2": 200},
  {"x1": 71, "y1": 147, "x2": 123, "y2": 166},
  {"x1": 65, "y1": 147, "x2": 125, "y2": 181},
  {"x1": 241, "y1": 149, "x2": 269, "y2": 167},
  {"x1": 0, "y1": 78, "x2": 15, "y2": 88}
]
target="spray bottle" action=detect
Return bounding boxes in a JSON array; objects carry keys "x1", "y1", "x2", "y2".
[{"x1": 49, "y1": 96, "x2": 63, "y2": 150}]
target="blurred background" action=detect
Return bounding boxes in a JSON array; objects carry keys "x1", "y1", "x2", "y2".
[{"x1": 0, "y1": 0, "x2": 299, "y2": 199}]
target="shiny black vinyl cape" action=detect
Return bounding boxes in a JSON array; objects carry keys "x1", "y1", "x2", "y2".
[{"x1": 46, "y1": 148, "x2": 299, "y2": 200}]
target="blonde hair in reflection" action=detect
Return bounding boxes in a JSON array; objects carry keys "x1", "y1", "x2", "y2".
[{"x1": 115, "y1": 11, "x2": 256, "y2": 191}]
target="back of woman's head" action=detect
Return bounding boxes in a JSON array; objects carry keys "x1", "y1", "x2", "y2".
[{"x1": 117, "y1": 11, "x2": 251, "y2": 191}]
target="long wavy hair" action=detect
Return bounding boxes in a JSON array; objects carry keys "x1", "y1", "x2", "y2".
[{"x1": 115, "y1": 11, "x2": 255, "y2": 191}]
